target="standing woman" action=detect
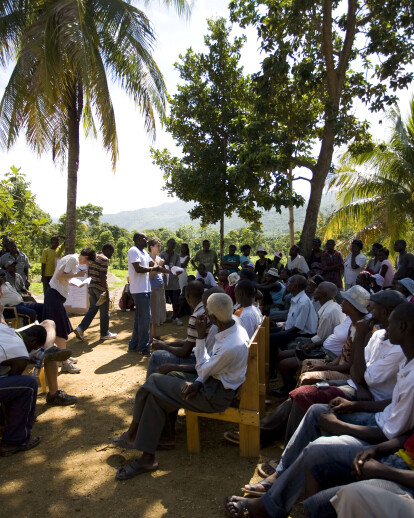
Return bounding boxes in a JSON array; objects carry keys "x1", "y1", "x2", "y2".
[
  {"x1": 240, "y1": 244, "x2": 251, "y2": 268},
  {"x1": 148, "y1": 237, "x2": 166, "y2": 341},
  {"x1": 43, "y1": 247, "x2": 96, "y2": 374},
  {"x1": 179, "y1": 243, "x2": 190, "y2": 292}
]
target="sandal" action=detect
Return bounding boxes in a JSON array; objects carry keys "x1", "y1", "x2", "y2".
[
  {"x1": 0, "y1": 436, "x2": 41, "y2": 457},
  {"x1": 224, "y1": 431, "x2": 240, "y2": 444},
  {"x1": 224, "y1": 496, "x2": 252, "y2": 517},
  {"x1": 242, "y1": 479, "x2": 273, "y2": 496},
  {"x1": 111, "y1": 433, "x2": 134, "y2": 449},
  {"x1": 257, "y1": 460, "x2": 278, "y2": 477},
  {"x1": 116, "y1": 459, "x2": 158, "y2": 480}
]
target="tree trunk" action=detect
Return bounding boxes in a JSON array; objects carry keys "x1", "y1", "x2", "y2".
[
  {"x1": 219, "y1": 214, "x2": 224, "y2": 261},
  {"x1": 288, "y1": 164, "x2": 294, "y2": 246},
  {"x1": 299, "y1": 125, "x2": 335, "y2": 257},
  {"x1": 65, "y1": 81, "x2": 83, "y2": 254}
]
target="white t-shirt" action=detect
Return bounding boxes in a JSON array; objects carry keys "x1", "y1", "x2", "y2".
[
  {"x1": 195, "y1": 271, "x2": 217, "y2": 287},
  {"x1": 287, "y1": 255, "x2": 309, "y2": 274},
  {"x1": 323, "y1": 316, "x2": 352, "y2": 356},
  {"x1": 0, "y1": 324, "x2": 29, "y2": 376},
  {"x1": 0, "y1": 282, "x2": 24, "y2": 306},
  {"x1": 239, "y1": 305, "x2": 263, "y2": 339},
  {"x1": 343, "y1": 253, "x2": 367, "y2": 287},
  {"x1": 128, "y1": 246, "x2": 151, "y2": 294},
  {"x1": 49, "y1": 253, "x2": 79, "y2": 298}
]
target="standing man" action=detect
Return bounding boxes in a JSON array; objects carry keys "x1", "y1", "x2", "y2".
[
  {"x1": 343, "y1": 239, "x2": 367, "y2": 290},
  {"x1": 160, "y1": 239, "x2": 183, "y2": 326},
  {"x1": 190, "y1": 239, "x2": 219, "y2": 276},
  {"x1": 321, "y1": 239, "x2": 344, "y2": 288},
  {"x1": 41, "y1": 235, "x2": 65, "y2": 293},
  {"x1": 128, "y1": 233, "x2": 168, "y2": 357},
  {"x1": 393, "y1": 239, "x2": 414, "y2": 280},
  {"x1": 0, "y1": 241, "x2": 31, "y2": 288},
  {"x1": 74, "y1": 243, "x2": 117, "y2": 341}
]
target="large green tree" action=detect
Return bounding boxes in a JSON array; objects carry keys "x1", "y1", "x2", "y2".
[
  {"x1": 324, "y1": 96, "x2": 414, "y2": 248},
  {"x1": 230, "y1": 0, "x2": 414, "y2": 255},
  {"x1": 152, "y1": 18, "x2": 274, "y2": 257},
  {"x1": 0, "y1": 0, "x2": 190, "y2": 253}
]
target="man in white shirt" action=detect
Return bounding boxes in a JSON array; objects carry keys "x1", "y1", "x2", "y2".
[
  {"x1": 0, "y1": 270, "x2": 43, "y2": 325},
  {"x1": 0, "y1": 324, "x2": 46, "y2": 456},
  {"x1": 235, "y1": 280, "x2": 263, "y2": 339},
  {"x1": 286, "y1": 245, "x2": 309, "y2": 274},
  {"x1": 112, "y1": 293, "x2": 249, "y2": 480},
  {"x1": 127, "y1": 233, "x2": 168, "y2": 356},
  {"x1": 344, "y1": 239, "x2": 367, "y2": 290}
]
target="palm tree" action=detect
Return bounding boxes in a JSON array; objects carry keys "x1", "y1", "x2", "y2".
[
  {"x1": 0, "y1": 0, "x2": 190, "y2": 252},
  {"x1": 323, "y1": 96, "x2": 414, "y2": 248}
]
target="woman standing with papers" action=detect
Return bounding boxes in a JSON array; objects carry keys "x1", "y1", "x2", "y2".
[{"x1": 43, "y1": 248, "x2": 96, "y2": 374}]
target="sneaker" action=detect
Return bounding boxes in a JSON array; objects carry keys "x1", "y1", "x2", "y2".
[
  {"x1": 74, "y1": 327, "x2": 84, "y2": 341},
  {"x1": 69, "y1": 356, "x2": 78, "y2": 364},
  {"x1": 60, "y1": 360, "x2": 81, "y2": 374},
  {"x1": 46, "y1": 389, "x2": 77, "y2": 406},
  {"x1": 100, "y1": 331, "x2": 118, "y2": 340},
  {"x1": 139, "y1": 349, "x2": 151, "y2": 358},
  {"x1": 44, "y1": 346, "x2": 72, "y2": 364},
  {"x1": 172, "y1": 318, "x2": 183, "y2": 326}
]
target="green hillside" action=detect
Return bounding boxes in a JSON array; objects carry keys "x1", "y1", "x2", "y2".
[{"x1": 101, "y1": 194, "x2": 336, "y2": 236}]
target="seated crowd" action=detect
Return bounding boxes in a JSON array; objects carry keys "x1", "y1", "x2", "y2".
[{"x1": 1, "y1": 234, "x2": 414, "y2": 518}]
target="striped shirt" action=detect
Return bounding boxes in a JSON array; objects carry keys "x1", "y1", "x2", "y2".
[
  {"x1": 89, "y1": 252, "x2": 109, "y2": 292},
  {"x1": 187, "y1": 301, "x2": 211, "y2": 344}
]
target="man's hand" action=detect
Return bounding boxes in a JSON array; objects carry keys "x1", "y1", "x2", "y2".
[
  {"x1": 354, "y1": 458, "x2": 391, "y2": 480},
  {"x1": 195, "y1": 314, "x2": 208, "y2": 339},
  {"x1": 353, "y1": 446, "x2": 379, "y2": 476},
  {"x1": 181, "y1": 381, "x2": 202, "y2": 400},
  {"x1": 354, "y1": 317, "x2": 374, "y2": 341},
  {"x1": 318, "y1": 412, "x2": 346, "y2": 435},
  {"x1": 151, "y1": 339, "x2": 166, "y2": 351},
  {"x1": 149, "y1": 260, "x2": 155, "y2": 267},
  {"x1": 301, "y1": 341, "x2": 314, "y2": 352},
  {"x1": 157, "y1": 363, "x2": 178, "y2": 375},
  {"x1": 328, "y1": 397, "x2": 356, "y2": 414}
]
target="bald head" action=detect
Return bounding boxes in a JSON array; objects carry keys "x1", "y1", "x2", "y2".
[
  {"x1": 289, "y1": 274, "x2": 308, "y2": 294},
  {"x1": 316, "y1": 281, "x2": 338, "y2": 300},
  {"x1": 207, "y1": 293, "x2": 233, "y2": 323}
]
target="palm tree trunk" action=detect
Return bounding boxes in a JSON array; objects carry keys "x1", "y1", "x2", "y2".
[
  {"x1": 65, "y1": 81, "x2": 83, "y2": 254},
  {"x1": 219, "y1": 214, "x2": 224, "y2": 260}
]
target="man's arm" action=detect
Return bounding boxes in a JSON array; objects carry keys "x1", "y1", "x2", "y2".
[
  {"x1": 2, "y1": 358, "x2": 29, "y2": 375},
  {"x1": 350, "y1": 319, "x2": 375, "y2": 385},
  {"x1": 131, "y1": 262, "x2": 169, "y2": 274},
  {"x1": 318, "y1": 412, "x2": 387, "y2": 443},
  {"x1": 158, "y1": 363, "x2": 197, "y2": 375},
  {"x1": 152, "y1": 339, "x2": 194, "y2": 357}
]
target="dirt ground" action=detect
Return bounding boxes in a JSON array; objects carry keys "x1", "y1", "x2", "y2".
[{"x1": 1, "y1": 294, "x2": 306, "y2": 518}]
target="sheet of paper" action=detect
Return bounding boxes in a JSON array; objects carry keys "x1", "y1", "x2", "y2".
[{"x1": 69, "y1": 276, "x2": 91, "y2": 287}]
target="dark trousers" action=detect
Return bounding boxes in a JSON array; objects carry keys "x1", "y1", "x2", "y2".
[
  {"x1": 269, "y1": 329, "x2": 299, "y2": 377},
  {"x1": 43, "y1": 276, "x2": 52, "y2": 294},
  {"x1": 0, "y1": 375, "x2": 38, "y2": 445},
  {"x1": 14, "y1": 302, "x2": 44, "y2": 325}
]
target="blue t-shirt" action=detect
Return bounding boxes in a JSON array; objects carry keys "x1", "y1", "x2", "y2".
[
  {"x1": 270, "y1": 282, "x2": 286, "y2": 305},
  {"x1": 240, "y1": 254, "x2": 250, "y2": 267},
  {"x1": 222, "y1": 254, "x2": 240, "y2": 273}
]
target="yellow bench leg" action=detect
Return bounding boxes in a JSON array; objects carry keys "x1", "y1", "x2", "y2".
[
  {"x1": 39, "y1": 367, "x2": 47, "y2": 394},
  {"x1": 186, "y1": 413, "x2": 201, "y2": 453},
  {"x1": 239, "y1": 423, "x2": 260, "y2": 457}
]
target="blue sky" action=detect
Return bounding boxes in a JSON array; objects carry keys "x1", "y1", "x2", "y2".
[{"x1": 0, "y1": 0, "x2": 413, "y2": 219}]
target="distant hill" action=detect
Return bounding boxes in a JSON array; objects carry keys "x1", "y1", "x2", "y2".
[{"x1": 101, "y1": 194, "x2": 336, "y2": 236}]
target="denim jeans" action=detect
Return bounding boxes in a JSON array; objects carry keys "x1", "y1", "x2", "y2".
[
  {"x1": 146, "y1": 350, "x2": 196, "y2": 379},
  {"x1": 275, "y1": 403, "x2": 378, "y2": 476},
  {"x1": 78, "y1": 286, "x2": 109, "y2": 336},
  {"x1": 129, "y1": 292, "x2": 151, "y2": 352},
  {"x1": 262, "y1": 434, "x2": 372, "y2": 518}
]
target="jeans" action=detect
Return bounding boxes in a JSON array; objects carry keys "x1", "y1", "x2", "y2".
[
  {"x1": 276, "y1": 403, "x2": 378, "y2": 475},
  {"x1": 78, "y1": 286, "x2": 110, "y2": 336},
  {"x1": 13, "y1": 302, "x2": 44, "y2": 325},
  {"x1": 129, "y1": 292, "x2": 151, "y2": 352}
]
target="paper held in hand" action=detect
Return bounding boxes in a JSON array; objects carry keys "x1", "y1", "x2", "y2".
[{"x1": 69, "y1": 277, "x2": 92, "y2": 288}]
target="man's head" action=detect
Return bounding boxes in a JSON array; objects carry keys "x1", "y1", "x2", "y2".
[
  {"x1": 241, "y1": 244, "x2": 251, "y2": 256},
  {"x1": 396, "y1": 278, "x2": 414, "y2": 298},
  {"x1": 387, "y1": 303, "x2": 414, "y2": 357},
  {"x1": 312, "y1": 238, "x2": 321, "y2": 251},
  {"x1": 341, "y1": 285, "x2": 370, "y2": 316},
  {"x1": 369, "y1": 290, "x2": 406, "y2": 327},
  {"x1": 239, "y1": 268, "x2": 255, "y2": 282},
  {"x1": 289, "y1": 245, "x2": 299, "y2": 258},
  {"x1": 288, "y1": 274, "x2": 308, "y2": 295},
  {"x1": 206, "y1": 293, "x2": 233, "y2": 326},
  {"x1": 167, "y1": 238, "x2": 176, "y2": 251},
  {"x1": 314, "y1": 281, "x2": 337, "y2": 303},
  {"x1": 377, "y1": 247, "x2": 389, "y2": 262},
  {"x1": 202, "y1": 286, "x2": 224, "y2": 308},
  {"x1": 102, "y1": 243, "x2": 115, "y2": 259},
  {"x1": 133, "y1": 233, "x2": 148, "y2": 250},
  {"x1": 228, "y1": 245, "x2": 237, "y2": 256},
  {"x1": 325, "y1": 239, "x2": 335, "y2": 252},
  {"x1": 79, "y1": 247, "x2": 96, "y2": 265},
  {"x1": 20, "y1": 325, "x2": 47, "y2": 352},
  {"x1": 8, "y1": 241, "x2": 17, "y2": 255},
  {"x1": 202, "y1": 240, "x2": 210, "y2": 252},
  {"x1": 197, "y1": 263, "x2": 207, "y2": 277},
  {"x1": 50, "y1": 236, "x2": 59, "y2": 249},
  {"x1": 235, "y1": 280, "x2": 255, "y2": 306},
  {"x1": 370, "y1": 243, "x2": 382, "y2": 257},
  {"x1": 5, "y1": 260, "x2": 17, "y2": 275},
  {"x1": 351, "y1": 239, "x2": 363, "y2": 254},
  {"x1": 218, "y1": 269, "x2": 229, "y2": 284},
  {"x1": 394, "y1": 239, "x2": 406, "y2": 253},
  {"x1": 185, "y1": 280, "x2": 205, "y2": 309}
]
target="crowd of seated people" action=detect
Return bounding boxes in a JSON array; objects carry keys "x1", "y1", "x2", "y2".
[{"x1": 3, "y1": 233, "x2": 414, "y2": 518}]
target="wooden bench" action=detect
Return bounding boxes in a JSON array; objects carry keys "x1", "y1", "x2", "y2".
[{"x1": 185, "y1": 317, "x2": 268, "y2": 457}]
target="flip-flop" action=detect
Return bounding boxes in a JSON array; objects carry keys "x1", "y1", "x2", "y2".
[
  {"x1": 111, "y1": 433, "x2": 135, "y2": 450},
  {"x1": 0, "y1": 436, "x2": 41, "y2": 457},
  {"x1": 242, "y1": 479, "x2": 273, "y2": 496},
  {"x1": 224, "y1": 431, "x2": 240, "y2": 444},
  {"x1": 257, "y1": 460, "x2": 278, "y2": 478},
  {"x1": 116, "y1": 459, "x2": 158, "y2": 480},
  {"x1": 223, "y1": 496, "x2": 252, "y2": 517}
]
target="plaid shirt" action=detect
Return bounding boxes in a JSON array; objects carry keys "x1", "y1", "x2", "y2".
[
  {"x1": 321, "y1": 250, "x2": 344, "y2": 288},
  {"x1": 89, "y1": 252, "x2": 108, "y2": 292}
]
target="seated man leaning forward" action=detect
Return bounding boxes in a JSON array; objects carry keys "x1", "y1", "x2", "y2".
[
  {"x1": 112, "y1": 293, "x2": 249, "y2": 480},
  {"x1": 147, "y1": 281, "x2": 210, "y2": 378}
]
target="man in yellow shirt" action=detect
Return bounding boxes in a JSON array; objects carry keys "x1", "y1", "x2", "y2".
[{"x1": 41, "y1": 235, "x2": 65, "y2": 293}]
